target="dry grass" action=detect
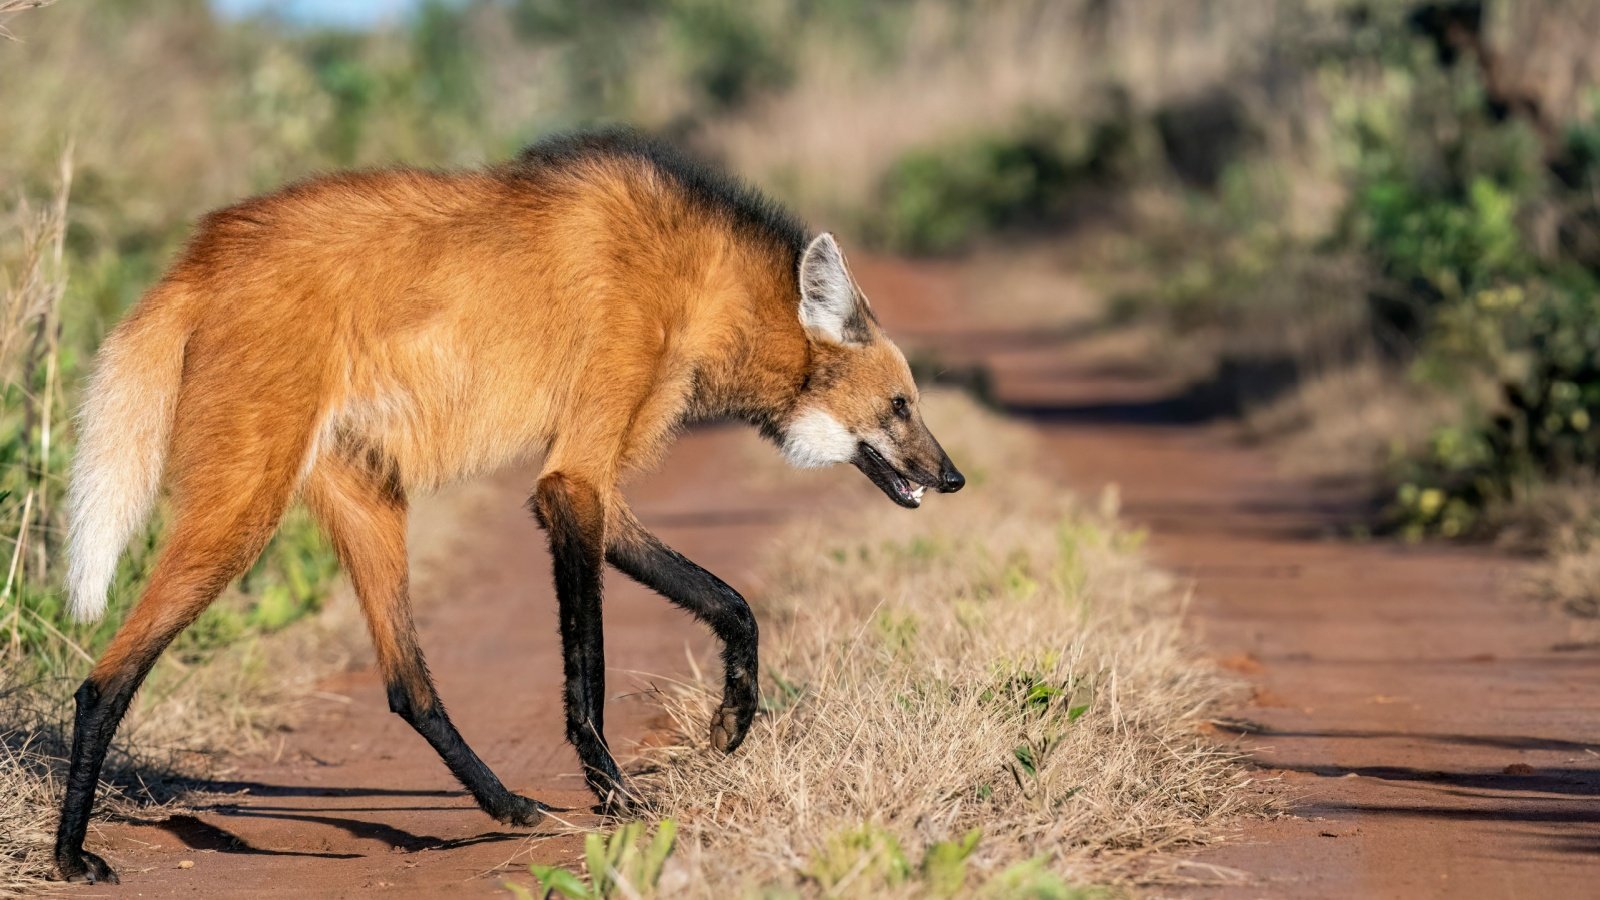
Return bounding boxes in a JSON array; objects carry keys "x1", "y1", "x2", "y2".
[
  {"x1": 0, "y1": 0, "x2": 56, "y2": 42},
  {"x1": 1531, "y1": 542, "x2": 1600, "y2": 620},
  {"x1": 1487, "y1": 479, "x2": 1600, "y2": 620},
  {"x1": 1, "y1": 146, "x2": 69, "y2": 614},
  {"x1": 621, "y1": 393, "x2": 1256, "y2": 897},
  {"x1": 0, "y1": 147, "x2": 76, "y2": 894}
]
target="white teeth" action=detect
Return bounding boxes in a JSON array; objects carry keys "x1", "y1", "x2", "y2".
[{"x1": 910, "y1": 485, "x2": 926, "y2": 501}]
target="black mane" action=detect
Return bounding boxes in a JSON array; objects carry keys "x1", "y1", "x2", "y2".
[{"x1": 515, "y1": 126, "x2": 810, "y2": 260}]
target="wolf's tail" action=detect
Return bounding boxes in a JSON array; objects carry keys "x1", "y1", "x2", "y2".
[{"x1": 66, "y1": 284, "x2": 190, "y2": 621}]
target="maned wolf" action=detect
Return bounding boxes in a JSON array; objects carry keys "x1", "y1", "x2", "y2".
[{"x1": 55, "y1": 128, "x2": 964, "y2": 883}]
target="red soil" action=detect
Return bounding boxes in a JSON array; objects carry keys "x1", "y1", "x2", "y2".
[
  {"x1": 858, "y1": 254, "x2": 1600, "y2": 899},
  {"x1": 78, "y1": 254, "x2": 1600, "y2": 897}
]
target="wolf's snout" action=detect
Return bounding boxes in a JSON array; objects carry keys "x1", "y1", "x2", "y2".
[{"x1": 939, "y1": 463, "x2": 965, "y2": 493}]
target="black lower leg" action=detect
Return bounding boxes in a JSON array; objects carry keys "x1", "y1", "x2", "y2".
[
  {"x1": 607, "y1": 523, "x2": 759, "y2": 754},
  {"x1": 556, "y1": 602, "x2": 626, "y2": 805},
  {"x1": 535, "y1": 475, "x2": 628, "y2": 809},
  {"x1": 385, "y1": 676, "x2": 542, "y2": 826},
  {"x1": 54, "y1": 672, "x2": 148, "y2": 884}
]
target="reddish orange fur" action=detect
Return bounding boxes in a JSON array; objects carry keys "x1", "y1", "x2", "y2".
[
  {"x1": 299, "y1": 453, "x2": 426, "y2": 709},
  {"x1": 85, "y1": 151, "x2": 824, "y2": 686},
  {"x1": 56, "y1": 134, "x2": 970, "y2": 885}
]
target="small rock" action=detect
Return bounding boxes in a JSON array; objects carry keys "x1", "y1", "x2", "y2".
[
  {"x1": 178, "y1": 860, "x2": 195, "y2": 870},
  {"x1": 1503, "y1": 763, "x2": 1535, "y2": 775}
]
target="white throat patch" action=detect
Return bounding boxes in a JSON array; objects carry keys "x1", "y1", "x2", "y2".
[{"x1": 781, "y1": 408, "x2": 856, "y2": 468}]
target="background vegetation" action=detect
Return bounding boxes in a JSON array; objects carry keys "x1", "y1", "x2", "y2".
[
  {"x1": 0, "y1": 0, "x2": 1341, "y2": 709},
  {"x1": 6, "y1": 0, "x2": 1600, "y2": 891},
  {"x1": 1026, "y1": 1, "x2": 1600, "y2": 614}
]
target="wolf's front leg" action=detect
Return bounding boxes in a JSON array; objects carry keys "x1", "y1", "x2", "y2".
[
  {"x1": 531, "y1": 471, "x2": 634, "y2": 812},
  {"x1": 607, "y1": 509, "x2": 760, "y2": 754}
]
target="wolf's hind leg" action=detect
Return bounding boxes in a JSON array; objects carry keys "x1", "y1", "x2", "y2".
[
  {"x1": 304, "y1": 454, "x2": 543, "y2": 826},
  {"x1": 56, "y1": 457, "x2": 298, "y2": 883}
]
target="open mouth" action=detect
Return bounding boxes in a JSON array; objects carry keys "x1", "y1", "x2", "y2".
[{"x1": 852, "y1": 443, "x2": 928, "y2": 509}]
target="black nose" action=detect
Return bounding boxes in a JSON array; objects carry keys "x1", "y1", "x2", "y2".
[{"x1": 940, "y1": 465, "x2": 965, "y2": 493}]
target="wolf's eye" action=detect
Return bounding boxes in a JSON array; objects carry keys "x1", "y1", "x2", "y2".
[{"x1": 891, "y1": 396, "x2": 909, "y2": 418}]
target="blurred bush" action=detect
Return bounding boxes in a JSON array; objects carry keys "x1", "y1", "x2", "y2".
[
  {"x1": 1028, "y1": 1, "x2": 1600, "y2": 542},
  {"x1": 869, "y1": 109, "x2": 1144, "y2": 254},
  {"x1": 1338, "y1": 33, "x2": 1600, "y2": 537},
  {"x1": 667, "y1": 0, "x2": 794, "y2": 111}
]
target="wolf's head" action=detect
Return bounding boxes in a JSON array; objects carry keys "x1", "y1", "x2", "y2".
[{"x1": 777, "y1": 233, "x2": 965, "y2": 508}]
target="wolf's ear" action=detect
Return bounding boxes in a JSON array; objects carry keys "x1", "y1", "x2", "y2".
[{"x1": 799, "y1": 233, "x2": 871, "y2": 345}]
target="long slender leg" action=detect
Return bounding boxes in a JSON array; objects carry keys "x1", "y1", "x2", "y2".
[
  {"x1": 606, "y1": 509, "x2": 759, "y2": 753},
  {"x1": 303, "y1": 455, "x2": 542, "y2": 826},
  {"x1": 56, "y1": 490, "x2": 290, "y2": 883},
  {"x1": 529, "y1": 471, "x2": 631, "y2": 810}
]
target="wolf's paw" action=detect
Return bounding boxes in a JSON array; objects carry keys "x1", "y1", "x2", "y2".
[
  {"x1": 709, "y1": 703, "x2": 751, "y2": 754},
  {"x1": 57, "y1": 848, "x2": 119, "y2": 884},
  {"x1": 493, "y1": 793, "x2": 547, "y2": 828}
]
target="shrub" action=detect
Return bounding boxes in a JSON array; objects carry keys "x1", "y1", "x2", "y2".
[
  {"x1": 871, "y1": 111, "x2": 1139, "y2": 255},
  {"x1": 1389, "y1": 277, "x2": 1600, "y2": 537},
  {"x1": 667, "y1": 0, "x2": 793, "y2": 112},
  {"x1": 1338, "y1": 52, "x2": 1600, "y2": 537}
]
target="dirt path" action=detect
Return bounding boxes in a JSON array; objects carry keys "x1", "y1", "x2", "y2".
[
  {"x1": 856, "y1": 257, "x2": 1600, "y2": 898},
  {"x1": 83, "y1": 255, "x2": 1600, "y2": 897}
]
